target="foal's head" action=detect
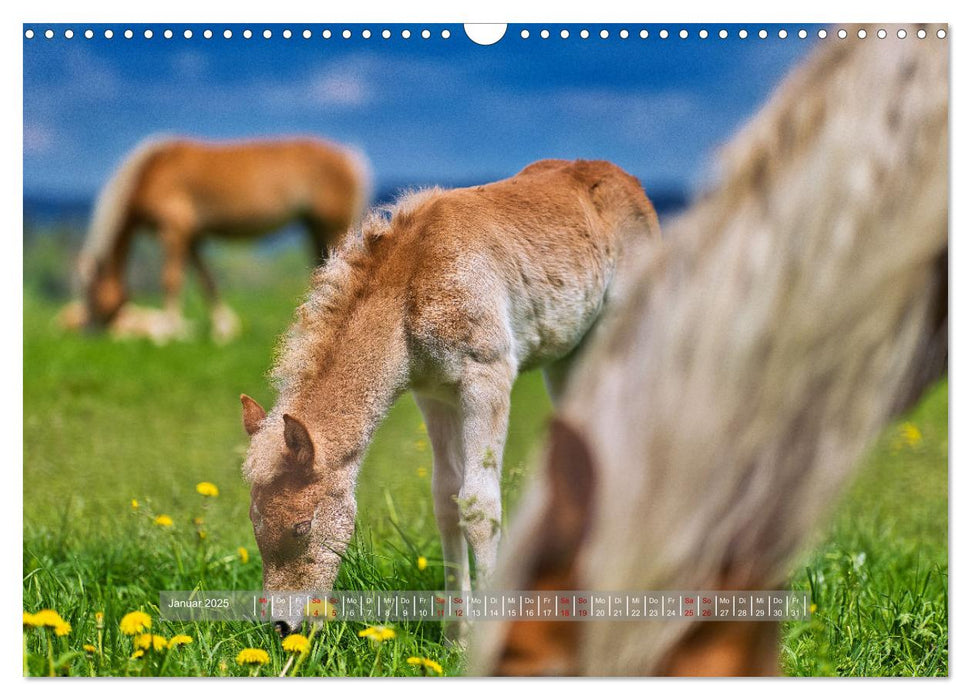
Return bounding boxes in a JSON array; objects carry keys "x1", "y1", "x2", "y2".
[{"x1": 239, "y1": 395, "x2": 356, "y2": 612}]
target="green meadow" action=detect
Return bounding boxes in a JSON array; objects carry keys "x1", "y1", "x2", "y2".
[{"x1": 22, "y1": 233, "x2": 948, "y2": 676}]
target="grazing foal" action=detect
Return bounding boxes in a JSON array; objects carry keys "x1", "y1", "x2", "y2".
[
  {"x1": 472, "y1": 27, "x2": 947, "y2": 675},
  {"x1": 69, "y1": 136, "x2": 370, "y2": 342},
  {"x1": 239, "y1": 159, "x2": 660, "y2": 635}
]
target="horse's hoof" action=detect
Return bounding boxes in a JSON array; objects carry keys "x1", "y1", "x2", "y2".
[{"x1": 211, "y1": 306, "x2": 242, "y2": 345}]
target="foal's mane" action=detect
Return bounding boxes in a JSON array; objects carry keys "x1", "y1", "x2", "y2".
[{"x1": 271, "y1": 188, "x2": 443, "y2": 397}]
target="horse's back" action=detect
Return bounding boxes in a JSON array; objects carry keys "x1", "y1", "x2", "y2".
[{"x1": 130, "y1": 138, "x2": 364, "y2": 232}]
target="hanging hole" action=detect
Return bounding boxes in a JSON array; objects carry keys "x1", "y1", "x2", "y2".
[{"x1": 464, "y1": 23, "x2": 507, "y2": 45}]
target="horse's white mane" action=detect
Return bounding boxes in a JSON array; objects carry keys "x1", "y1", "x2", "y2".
[{"x1": 77, "y1": 135, "x2": 174, "y2": 290}]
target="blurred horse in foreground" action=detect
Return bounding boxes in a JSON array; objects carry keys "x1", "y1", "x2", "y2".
[
  {"x1": 472, "y1": 25, "x2": 947, "y2": 675},
  {"x1": 60, "y1": 136, "x2": 371, "y2": 343}
]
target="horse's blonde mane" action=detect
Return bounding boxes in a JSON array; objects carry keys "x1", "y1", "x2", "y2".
[
  {"x1": 270, "y1": 187, "x2": 444, "y2": 398},
  {"x1": 77, "y1": 135, "x2": 174, "y2": 290}
]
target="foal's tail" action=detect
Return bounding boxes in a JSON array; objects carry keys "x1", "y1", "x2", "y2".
[{"x1": 77, "y1": 135, "x2": 174, "y2": 292}]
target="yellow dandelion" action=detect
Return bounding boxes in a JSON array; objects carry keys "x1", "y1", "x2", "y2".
[
  {"x1": 130, "y1": 499, "x2": 139, "y2": 510},
  {"x1": 282, "y1": 634, "x2": 310, "y2": 654},
  {"x1": 167, "y1": 634, "x2": 193, "y2": 649},
  {"x1": 94, "y1": 611, "x2": 104, "y2": 628},
  {"x1": 810, "y1": 603, "x2": 819, "y2": 614},
  {"x1": 119, "y1": 611, "x2": 152, "y2": 636},
  {"x1": 900, "y1": 422, "x2": 923, "y2": 448},
  {"x1": 196, "y1": 481, "x2": 220, "y2": 497},
  {"x1": 358, "y1": 625, "x2": 396, "y2": 643},
  {"x1": 197, "y1": 530, "x2": 207, "y2": 540},
  {"x1": 133, "y1": 633, "x2": 168, "y2": 652},
  {"x1": 416, "y1": 466, "x2": 429, "y2": 478},
  {"x1": 417, "y1": 556, "x2": 428, "y2": 571},
  {"x1": 238, "y1": 546, "x2": 250, "y2": 564},
  {"x1": 54, "y1": 620, "x2": 72, "y2": 636},
  {"x1": 131, "y1": 650, "x2": 145, "y2": 660},
  {"x1": 83, "y1": 644, "x2": 97, "y2": 654},
  {"x1": 236, "y1": 648, "x2": 270, "y2": 665},
  {"x1": 407, "y1": 656, "x2": 444, "y2": 675},
  {"x1": 23, "y1": 611, "x2": 38, "y2": 627},
  {"x1": 31, "y1": 609, "x2": 67, "y2": 629},
  {"x1": 154, "y1": 514, "x2": 174, "y2": 528}
]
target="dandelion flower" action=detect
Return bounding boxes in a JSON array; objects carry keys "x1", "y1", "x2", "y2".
[
  {"x1": 131, "y1": 499, "x2": 139, "y2": 510},
  {"x1": 131, "y1": 650, "x2": 145, "y2": 660},
  {"x1": 196, "y1": 481, "x2": 220, "y2": 497},
  {"x1": 30, "y1": 609, "x2": 67, "y2": 630},
  {"x1": 810, "y1": 603, "x2": 819, "y2": 614},
  {"x1": 83, "y1": 644, "x2": 97, "y2": 654},
  {"x1": 416, "y1": 466, "x2": 429, "y2": 478},
  {"x1": 358, "y1": 625, "x2": 395, "y2": 643},
  {"x1": 900, "y1": 422, "x2": 923, "y2": 448},
  {"x1": 94, "y1": 611, "x2": 104, "y2": 628},
  {"x1": 168, "y1": 634, "x2": 193, "y2": 648},
  {"x1": 417, "y1": 556, "x2": 428, "y2": 571},
  {"x1": 134, "y1": 633, "x2": 168, "y2": 652},
  {"x1": 237, "y1": 547, "x2": 249, "y2": 564},
  {"x1": 236, "y1": 648, "x2": 270, "y2": 666},
  {"x1": 282, "y1": 634, "x2": 310, "y2": 654},
  {"x1": 407, "y1": 656, "x2": 444, "y2": 675},
  {"x1": 54, "y1": 620, "x2": 72, "y2": 636},
  {"x1": 119, "y1": 611, "x2": 152, "y2": 635},
  {"x1": 197, "y1": 530, "x2": 207, "y2": 540},
  {"x1": 154, "y1": 514, "x2": 174, "y2": 528}
]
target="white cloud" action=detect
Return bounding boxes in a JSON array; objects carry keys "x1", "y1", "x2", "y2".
[{"x1": 23, "y1": 121, "x2": 56, "y2": 155}]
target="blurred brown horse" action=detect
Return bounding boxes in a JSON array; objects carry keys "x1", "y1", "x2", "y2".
[
  {"x1": 62, "y1": 136, "x2": 370, "y2": 343},
  {"x1": 473, "y1": 25, "x2": 947, "y2": 676}
]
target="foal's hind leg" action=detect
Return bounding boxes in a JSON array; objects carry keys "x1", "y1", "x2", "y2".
[
  {"x1": 189, "y1": 242, "x2": 240, "y2": 344},
  {"x1": 455, "y1": 358, "x2": 515, "y2": 585}
]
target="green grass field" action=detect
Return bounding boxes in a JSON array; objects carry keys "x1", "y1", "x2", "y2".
[{"x1": 22, "y1": 234, "x2": 948, "y2": 676}]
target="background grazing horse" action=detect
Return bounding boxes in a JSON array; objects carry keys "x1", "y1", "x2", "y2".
[
  {"x1": 238, "y1": 159, "x2": 661, "y2": 638},
  {"x1": 471, "y1": 26, "x2": 947, "y2": 676},
  {"x1": 66, "y1": 136, "x2": 371, "y2": 343}
]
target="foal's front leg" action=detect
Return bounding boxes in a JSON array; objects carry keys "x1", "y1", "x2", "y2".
[
  {"x1": 416, "y1": 395, "x2": 471, "y2": 644},
  {"x1": 456, "y1": 359, "x2": 515, "y2": 585}
]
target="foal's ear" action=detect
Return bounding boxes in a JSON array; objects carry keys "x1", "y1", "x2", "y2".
[
  {"x1": 240, "y1": 394, "x2": 267, "y2": 436},
  {"x1": 282, "y1": 414, "x2": 315, "y2": 472}
]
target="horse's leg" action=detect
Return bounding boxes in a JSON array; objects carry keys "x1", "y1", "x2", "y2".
[
  {"x1": 157, "y1": 230, "x2": 194, "y2": 342},
  {"x1": 189, "y1": 242, "x2": 240, "y2": 344},
  {"x1": 541, "y1": 352, "x2": 580, "y2": 407},
  {"x1": 415, "y1": 394, "x2": 470, "y2": 644},
  {"x1": 456, "y1": 358, "x2": 515, "y2": 586}
]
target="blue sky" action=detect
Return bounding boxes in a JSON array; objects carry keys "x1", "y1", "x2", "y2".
[{"x1": 23, "y1": 24, "x2": 816, "y2": 199}]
